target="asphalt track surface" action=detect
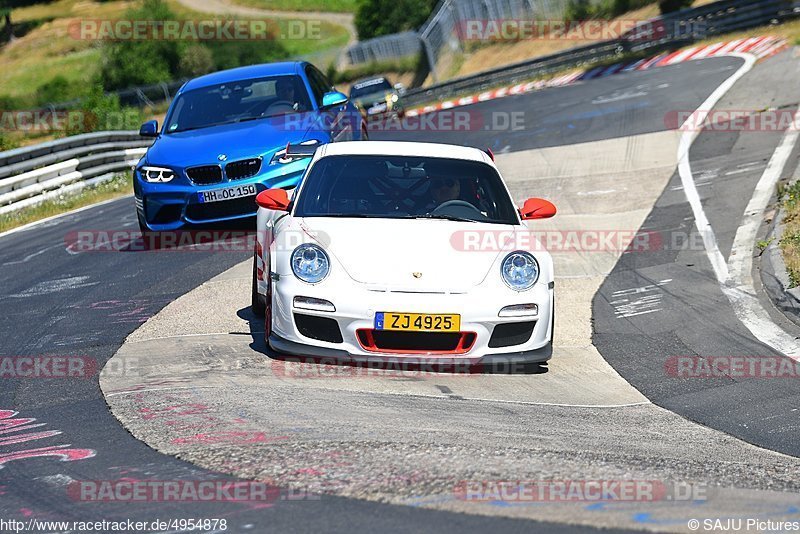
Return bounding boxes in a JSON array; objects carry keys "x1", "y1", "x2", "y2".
[
  {"x1": 593, "y1": 52, "x2": 800, "y2": 456},
  {"x1": 369, "y1": 56, "x2": 743, "y2": 150},
  {"x1": 0, "y1": 55, "x2": 788, "y2": 532}
]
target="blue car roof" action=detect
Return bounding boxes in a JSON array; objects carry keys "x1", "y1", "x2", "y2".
[{"x1": 180, "y1": 61, "x2": 305, "y2": 93}]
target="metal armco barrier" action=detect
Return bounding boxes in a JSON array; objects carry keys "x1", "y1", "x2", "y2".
[
  {"x1": 346, "y1": 31, "x2": 423, "y2": 65},
  {"x1": 0, "y1": 131, "x2": 151, "y2": 214}
]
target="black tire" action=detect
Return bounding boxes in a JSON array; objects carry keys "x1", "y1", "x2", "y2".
[
  {"x1": 251, "y1": 256, "x2": 266, "y2": 316},
  {"x1": 137, "y1": 212, "x2": 149, "y2": 234}
]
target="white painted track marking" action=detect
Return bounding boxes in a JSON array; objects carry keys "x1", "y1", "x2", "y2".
[
  {"x1": 677, "y1": 51, "x2": 800, "y2": 360},
  {"x1": 677, "y1": 53, "x2": 757, "y2": 282},
  {"x1": 724, "y1": 106, "x2": 800, "y2": 359}
]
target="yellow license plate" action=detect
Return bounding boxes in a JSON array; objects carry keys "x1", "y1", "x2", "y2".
[{"x1": 375, "y1": 312, "x2": 460, "y2": 332}]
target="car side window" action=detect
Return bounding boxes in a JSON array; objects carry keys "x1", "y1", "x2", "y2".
[
  {"x1": 305, "y1": 66, "x2": 328, "y2": 107},
  {"x1": 314, "y1": 67, "x2": 335, "y2": 92}
]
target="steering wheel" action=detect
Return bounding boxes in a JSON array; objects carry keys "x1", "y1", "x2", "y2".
[
  {"x1": 265, "y1": 100, "x2": 296, "y2": 115},
  {"x1": 432, "y1": 200, "x2": 482, "y2": 215}
]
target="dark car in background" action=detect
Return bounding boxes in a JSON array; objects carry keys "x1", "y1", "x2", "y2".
[{"x1": 349, "y1": 76, "x2": 405, "y2": 118}]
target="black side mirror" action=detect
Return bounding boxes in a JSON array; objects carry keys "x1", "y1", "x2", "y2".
[{"x1": 139, "y1": 120, "x2": 158, "y2": 138}]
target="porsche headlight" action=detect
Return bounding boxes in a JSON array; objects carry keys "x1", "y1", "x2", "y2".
[
  {"x1": 291, "y1": 244, "x2": 330, "y2": 284},
  {"x1": 501, "y1": 251, "x2": 539, "y2": 291},
  {"x1": 140, "y1": 166, "x2": 175, "y2": 183}
]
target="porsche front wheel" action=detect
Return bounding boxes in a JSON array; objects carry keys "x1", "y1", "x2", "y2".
[{"x1": 251, "y1": 256, "x2": 266, "y2": 316}]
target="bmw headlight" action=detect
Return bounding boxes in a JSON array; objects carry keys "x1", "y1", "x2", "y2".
[
  {"x1": 291, "y1": 244, "x2": 330, "y2": 284},
  {"x1": 140, "y1": 166, "x2": 175, "y2": 183},
  {"x1": 501, "y1": 251, "x2": 539, "y2": 291}
]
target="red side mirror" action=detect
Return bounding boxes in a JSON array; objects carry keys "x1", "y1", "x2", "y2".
[
  {"x1": 256, "y1": 189, "x2": 290, "y2": 211},
  {"x1": 520, "y1": 198, "x2": 556, "y2": 220}
]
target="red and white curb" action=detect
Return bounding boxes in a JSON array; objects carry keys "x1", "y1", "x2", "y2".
[{"x1": 405, "y1": 36, "x2": 788, "y2": 117}]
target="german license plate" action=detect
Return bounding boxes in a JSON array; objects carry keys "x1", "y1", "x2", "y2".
[
  {"x1": 375, "y1": 312, "x2": 460, "y2": 332},
  {"x1": 197, "y1": 184, "x2": 257, "y2": 203},
  {"x1": 367, "y1": 103, "x2": 388, "y2": 115}
]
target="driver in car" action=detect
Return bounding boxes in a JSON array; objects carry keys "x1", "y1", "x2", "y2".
[
  {"x1": 425, "y1": 160, "x2": 462, "y2": 208},
  {"x1": 275, "y1": 78, "x2": 304, "y2": 112},
  {"x1": 424, "y1": 164, "x2": 490, "y2": 220},
  {"x1": 431, "y1": 176, "x2": 461, "y2": 205}
]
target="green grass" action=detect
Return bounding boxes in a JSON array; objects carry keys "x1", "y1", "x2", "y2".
[
  {"x1": 281, "y1": 20, "x2": 351, "y2": 57},
  {"x1": 0, "y1": 0, "x2": 135, "y2": 100},
  {"x1": 0, "y1": 48, "x2": 100, "y2": 101},
  {"x1": 779, "y1": 180, "x2": 800, "y2": 288},
  {"x1": 167, "y1": 0, "x2": 352, "y2": 58},
  {"x1": 0, "y1": 174, "x2": 131, "y2": 234},
  {"x1": 226, "y1": 0, "x2": 358, "y2": 13}
]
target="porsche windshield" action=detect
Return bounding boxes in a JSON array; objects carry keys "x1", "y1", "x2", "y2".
[
  {"x1": 164, "y1": 75, "x2": 312, "y2": 133},
  {"x1": 294, "y1": 155, "x2": 519, "y2": 224}
]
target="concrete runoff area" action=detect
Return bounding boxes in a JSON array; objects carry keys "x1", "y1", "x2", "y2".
[{"x1": 102, "y1": 130, "x2": 800, "y2": 531}]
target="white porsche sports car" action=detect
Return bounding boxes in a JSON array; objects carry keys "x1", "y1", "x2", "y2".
[{"x1": 251, "y1": 141, "x2": 556, "y2": 368}]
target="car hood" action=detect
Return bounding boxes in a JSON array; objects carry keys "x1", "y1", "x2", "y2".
[
  {"x1": 299, "y1": 218, "x2": 515, "y2": 292},
  {"x1": 146, "y1": 115, "x2": 329, "y2": 167}
]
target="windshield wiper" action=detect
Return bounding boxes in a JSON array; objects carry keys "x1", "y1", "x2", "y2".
[
  {"x1": 234, "y1": 115, "x2": 267, "y2": 123},
  {"x1": 414, "y1": 213, "x2": 478, "y2": 223}
]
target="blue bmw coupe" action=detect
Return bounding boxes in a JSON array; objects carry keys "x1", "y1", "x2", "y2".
[{"x1": 133, "y1": 61, "x2": 366, "y2": 232}]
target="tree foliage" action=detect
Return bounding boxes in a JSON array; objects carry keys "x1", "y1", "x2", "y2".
[
  {"x1": 100, "y1": 0, "x2": 181, "y2": 90},
  {"x1": 658, "y1": 0, "x2": 692, "y2": 14},
  {"x1": 100, "y1": 0, "x2": 287, "y2": 91}
]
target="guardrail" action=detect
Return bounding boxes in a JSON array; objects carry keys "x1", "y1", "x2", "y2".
[
  {"x1": 402, "y1": 0, "x2": 800, "y2": 107},
  {"x1": 0, "y1": 131, "x2": 151, "y2": 215},
  {"x1": 346, "y1": 31, "x2": 423, "y2": 65}
]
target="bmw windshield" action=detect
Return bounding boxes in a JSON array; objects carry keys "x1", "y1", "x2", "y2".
[
  {"x1": 164, "y1": 75, "x2": 313, "y2": 134},
  {"x1": 294, "y1": 155, "x2": 519, "y2": 224},
  {"x1": 350, "y1": 78, "x2": 392, "y2": 99}
]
